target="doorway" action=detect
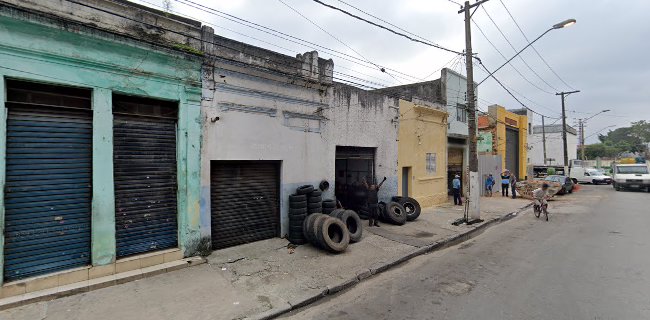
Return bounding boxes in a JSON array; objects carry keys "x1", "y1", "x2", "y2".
[{"x1": 402, "y1": 167, "x2": 411, "y2": 197}]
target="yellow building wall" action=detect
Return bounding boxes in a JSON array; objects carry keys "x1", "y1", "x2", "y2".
[
  {"x1": 493, "y1": 105, "x2": 528, "y2": 180},
  {"x1": 397, "y1": 100, "x2": 448, "y2": 207}
]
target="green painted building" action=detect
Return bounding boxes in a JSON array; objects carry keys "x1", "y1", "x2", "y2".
[{"x1": 0, "y1": 1, "x2": 204, "y2": 283}]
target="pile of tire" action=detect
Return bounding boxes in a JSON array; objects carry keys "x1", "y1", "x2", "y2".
[
  {"x1": 378, "y1": 201, "x2": 407, "y2": 225},
  {"x1": 391, "y1": 196, "x2": 422, "y2": 221},
  {"x1": 328, "y1": 209, "x2": 362, "y2": 243},
  {"x1": 302, "y1": 213, "x2": 350, "y2": 252},
  {"x1": 288, "y1": 193, "x2": 308, "y2": 244},
  {"x1": 322, "y1": 199, "x2": 336, "y2": 215}
]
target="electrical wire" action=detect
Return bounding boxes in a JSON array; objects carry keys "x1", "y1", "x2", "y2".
[
  {"x1": 310, "y1": 0, "x2": 463, "y2": 55},
  {"x1": 498, "y1": 0, "x2": 575, "y2": 90},
  {"x1": 277, "y1": 0, "x2": 402, "y2": 85},
  {"x1": 481, "y1": 5, "x2": 559, "y2": 92}
]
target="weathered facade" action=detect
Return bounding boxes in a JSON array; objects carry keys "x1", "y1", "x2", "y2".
[
  {"x1": 477, "y1": 105, "x2": 528, "y2": 179},
  {"x1": 529, "y1": 124, "x2": 578, "y2": 166},
  {"x1": 397, "y1": 99, "x2": 448, "y2": 207},
  {"x1": 0, "y1": 0, "x2": 202, "y2": 287}
]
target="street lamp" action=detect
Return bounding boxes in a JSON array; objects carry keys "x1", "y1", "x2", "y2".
[{"x1": 478, "y1": 18, "x2": 577, "y2": 85}]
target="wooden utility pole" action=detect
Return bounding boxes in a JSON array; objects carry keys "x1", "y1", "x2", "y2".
[
  {"x1": 556, "y1": 90, "x2": 580, "y2": 170},
  {"x1": 459, "y1": 0, "x2": 488, "y2": 222}
]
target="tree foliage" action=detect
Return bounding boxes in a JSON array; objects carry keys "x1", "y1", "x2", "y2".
[{"x1": 589, "y1": 121, "x2": 650, "y2": 158}]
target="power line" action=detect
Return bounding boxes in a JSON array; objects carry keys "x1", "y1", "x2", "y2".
[
  {"x1": 480, "y1": 5, "x2": 559, "y2": 92},
  {"x1": 498, "y1": 0, "x2": 575, "y2": 90},
  {"x1": 277, "y1": 0, "x2": 402, "y2": 84},
  {"x1": 175, "y1": 0, "x2": 424, "y2": 83},
  {"x1": 310, "y1": 0, "x2": 463, "y2": 55},
  {"x1": 472, "y1": 20, "x2": 554, "y2": 95}
]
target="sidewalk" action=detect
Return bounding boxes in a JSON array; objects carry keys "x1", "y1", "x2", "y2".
[{"x1": 0, "y1": 196, "x2": 530, "y2": 320}]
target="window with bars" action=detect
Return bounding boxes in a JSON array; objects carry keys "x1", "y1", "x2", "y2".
[{"x1": 456, "y1": 104, "x2": 467, "y2": 123}]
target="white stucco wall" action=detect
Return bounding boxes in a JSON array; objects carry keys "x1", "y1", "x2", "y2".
[
  {"x1": 201, "y1": 64, "x2": 333, "y2": 238},
  {"x1": 443, "y1": 68, "x2": 475, "y2": 139},
  {"x1": 529, "y1": 132, "x2": 578, "y2": 165},
  {"x1": 325, "y1": 84, "x2": 400, "y2": 202}
]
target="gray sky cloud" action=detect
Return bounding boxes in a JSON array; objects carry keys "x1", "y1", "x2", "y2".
[{"x1": 133, "y1": 0, "x2": 650, "y2": 143}]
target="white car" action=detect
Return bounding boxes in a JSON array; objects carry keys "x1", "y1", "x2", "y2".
[{"x1": 570, "y1": 167, "x2": 613, "y2": 185}]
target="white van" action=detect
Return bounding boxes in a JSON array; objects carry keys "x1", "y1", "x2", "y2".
[
  {"x1": 570, "y1": 167, "x2": 612, "y2": 185},
  {"x1": 612, "y1": 163, "x2": 650, "y2": 191}
]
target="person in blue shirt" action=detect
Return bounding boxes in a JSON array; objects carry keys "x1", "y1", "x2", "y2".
[
  {"x1": 452, "y1": 174, "x2": 462, "y2": 205},
  {"x1": 485, "y1": 174, "x2": 495, "y2": 196},
  {"x1": 501, "y1": 170, "x2": 511, "y2": 197}
]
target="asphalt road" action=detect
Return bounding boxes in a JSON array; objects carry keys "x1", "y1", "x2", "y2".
[{"x1": 282, "y1": 185, "x2": 650, "y2": 320}]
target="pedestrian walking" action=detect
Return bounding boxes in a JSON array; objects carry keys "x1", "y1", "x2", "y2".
[
  {"x1": 501, "y1": 170, "x2": 511, "y2": 197},
  {"x1": 485, "y1": 174, "x2": 495, "y2": 197},
  {"x1": 452, "y1": 174, "x2": 462, "y2": 205},
  {"x1": 509, "y1": 174, "x2": 518, "y2": 199},
  {"x1": 362, "y1": 176, "x2": 386, "y2": 227}
]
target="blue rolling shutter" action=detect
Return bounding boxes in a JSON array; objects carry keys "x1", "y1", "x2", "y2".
[
  {"x1": 4, "y1": 105, "x2": 92, "y2": 281},
  {"x1": 113, "y1": 96, "x2": 178, "y2": 258}
]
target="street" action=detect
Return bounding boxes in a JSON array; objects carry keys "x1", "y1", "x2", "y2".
[{"x1": 282, "y1": 185, "x2": 650, "y2": 320}]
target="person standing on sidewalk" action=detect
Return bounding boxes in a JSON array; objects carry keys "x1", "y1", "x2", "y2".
[
  {"x1": 452, "y1": 174, "x2": 462, "y2": 205},
  {"x1": 485, "y1": 174, "x2": 495, "y2": 197},
  {"x1": 501, "y1": 170, "x2": 511, "y2": 197},
  {"x1": 363, "y1": 176, "x2": 386, "y2": 227},
  {"x1": 509, "y1": 174, "x2": 518, "y2": 199}
]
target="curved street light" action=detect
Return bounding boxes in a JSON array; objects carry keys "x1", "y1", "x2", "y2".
[{"x1": 478, "y1": 18, "x2": 577, "y2": 85}]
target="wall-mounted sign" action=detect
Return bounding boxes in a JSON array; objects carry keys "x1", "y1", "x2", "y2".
[
  {"x1": 505, "y1": 117, "x2": 518, "y2": 127},
  {"x1": 478, "y1": 132, "x2": 493, "y2": 153}
]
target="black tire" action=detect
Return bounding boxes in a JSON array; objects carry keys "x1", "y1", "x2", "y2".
[
  {"x1": 328, "y1": 208, "x2": 345, "y2": 218},
  {"x1": 341, "y1": 210, "x2": 363, "y2": 243},
  {"x1": 319, "y1": 180, "x2": 330, "y2": 191},
  {"x1": 290, "y1": 201, "x2": 307, "y2": 209},
  {"x1": 323, "y1": 207, "x2": 335, "y2": 215},
  {"x1": 391, "y1": 196, "x2": 403, "y2": 202},
  {"x1": 399, "y1": 197, "x2": 421, "y2": 221},
  {"x1": 289, "y1": 207, "x2": 308, "y2": 216},
  {"x1": 308, "y1": 202, "x2": 322, "y2": 209},
  {"x1": 289, "y1": 194, "x2": 307, "y2": 202},
  {"x1": 309, "y1": 207, "x2": 323, "y2": 214},
  {"x1": 571, "y1": 178, "x2": 578, "y2": 185},
  {"x1": 322, "y1": 199, "x2": 336, "y2": 208},
  {"x1": 534, "y1": 205, "x2": 541, "y2": 218},
  {"x1": 315, "y1": 217, "x2": 350, "y2": 253},
  {"x1": 303, "y1": 214, "x2": 321, "y2": 244},
  {"x1": 297, "y1": 185, "x2": 315, "y2": 195},
  {"x1": 309, "y1": 214, "x2": 329, "y2": 247},
  {"x1": 309, "y1": 190, "x2": 322, "y2": 197},
  {"x1": 378, "y1": 202, "x2": 387, "y2": 220},
  {"x1": 308, "y1": 196, "x2": 323, "y2": 203},
  {"x1": 384, "y1": 202, "x2": 407, "y2": 225},
  {"x1": 288, "y1": 236, "x2": 307, "y2": 245}
]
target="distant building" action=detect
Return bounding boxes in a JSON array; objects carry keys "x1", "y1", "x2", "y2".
[
  {"x1": 529, "y1": 124, "x2": 578, "y2": 166},
  {"x1": 477, "y1": 105, "x2": 528, "y2": 180}
]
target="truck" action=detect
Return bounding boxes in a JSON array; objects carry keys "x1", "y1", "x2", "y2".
[
  {"x1": 612, "y1": 162, "x2": 650, "y2": 191},
  {"x1": 570, "y1": 167, "x2": 613, "y2": 185}
]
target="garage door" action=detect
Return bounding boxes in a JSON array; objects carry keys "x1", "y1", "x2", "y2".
[
  {"x1": 3, "y1": 80, "x2": 92, "y2": 281},
  {"x1": 211, "y1": 161, "x2": 279, "y2": 250},
  {"x1": 335, "y1": 146, "x2": 375, "y2": 209},
  {"x1": 506, "y1": 128, "x2": 519, "y2": 178},
  {"x1": 113, "y1": 95, "x2": 178, "y2": 257}
]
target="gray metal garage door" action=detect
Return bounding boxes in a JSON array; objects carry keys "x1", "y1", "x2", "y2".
[
  {"x1": 113, "y1": 95, "x2": 178, "y2": 257},
  {"x1": 505, "y1": 128, "x2": 519, "y2": 178},
  {"x1": 210, "y1": 161, "x2": 280, "y2": 250},
  {"x1": 3, "y1": 80, "x2": 92, "y2": 281}
]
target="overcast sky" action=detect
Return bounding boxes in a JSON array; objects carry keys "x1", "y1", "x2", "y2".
[{"x1": 133, "y1": 0, "x2": 650, "y2": 143}]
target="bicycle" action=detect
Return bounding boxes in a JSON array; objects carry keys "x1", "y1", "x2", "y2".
[{"x1": 533, "y1": 202, "x2": 549, "y2": 221}]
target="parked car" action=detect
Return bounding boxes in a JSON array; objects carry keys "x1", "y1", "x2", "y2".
[
  {"x1": 570, "y1": 167, "x2": 612, "y2": 184},
  {"x1": 545, "y1": 175, "x2": 574, "y2": 195},
  {"x1": 612, "y1": 163, "x2": 650, "y2": 191}
]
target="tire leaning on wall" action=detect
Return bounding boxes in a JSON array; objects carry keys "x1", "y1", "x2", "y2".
[
  {"x1": 399, "y1": 197, "x2": 421, "y2": 221},
  {"x1": 315, "y1": 217, "x2": 350, "y2": 253},
  {"x1": 382, "y1": 201, "x2": 407, "y2": 225}
]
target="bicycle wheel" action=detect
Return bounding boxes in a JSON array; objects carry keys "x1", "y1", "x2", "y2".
[
  {"x1": 544, "y1": 206, "x2": 549, "y2": 221},
  {"x1": 534, "y1": 206, "x2": 540, "y2": 218}
]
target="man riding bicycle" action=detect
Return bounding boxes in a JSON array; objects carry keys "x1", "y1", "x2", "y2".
[{"x1": 532, "y1": 183, "x2": 550, "y2": 220}]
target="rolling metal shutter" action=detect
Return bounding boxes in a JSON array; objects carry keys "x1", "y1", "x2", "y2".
[
  {"x1": 113, "y1": 97, "x2": 178, "y2": 258},
  {"x1": 3, "y1": 82, "x2": 92, "y2": 281},
  {"x1": 211, "y1": 162, "x2": 279, "y2": 250},
  {"x1": 506, "y1": 128, "x2": 520, "y2": 178}
]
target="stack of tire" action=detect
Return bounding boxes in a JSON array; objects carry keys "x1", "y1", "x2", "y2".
[
  {"x1": 322, "y1": 199, "x2": 336, "y2": 215},
  {"x1": 288, "y1": 193, "x2": 309, "y2": 244},
  {"x1": 302, "y1": 213, "x2": 350, "y2": 253},
  {"x1": 328, "y1": 209, "x2": 362, "y2": 243},
  {"x1": 391, "y1": 196, "x2": 422, "y2": 222}
]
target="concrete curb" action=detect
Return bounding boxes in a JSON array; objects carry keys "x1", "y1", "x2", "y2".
[{"x1": 246, "y1": 203, "x2": 531, "y2": 320}]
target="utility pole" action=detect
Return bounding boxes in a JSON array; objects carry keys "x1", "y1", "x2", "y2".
[
  {"x1": 579, "y1": 119, "x2": 585, "y2": 160},
  {"x1": 556, "y1": 90, "x2": 580, "y2": 171},
  {"x1": 542, "y1": 115, "x2": 547, "y2": 165},
  {"x1": 459, "y1": 0, "x2": 488, "y2": 222}
]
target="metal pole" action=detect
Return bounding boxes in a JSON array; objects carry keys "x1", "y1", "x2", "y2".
[
  {"x1": 580, "y1": 119, "x2": 586, "y2": 160},
  {"x1": 542, "y1": 115, "x2": 547, "y2": 165}
]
